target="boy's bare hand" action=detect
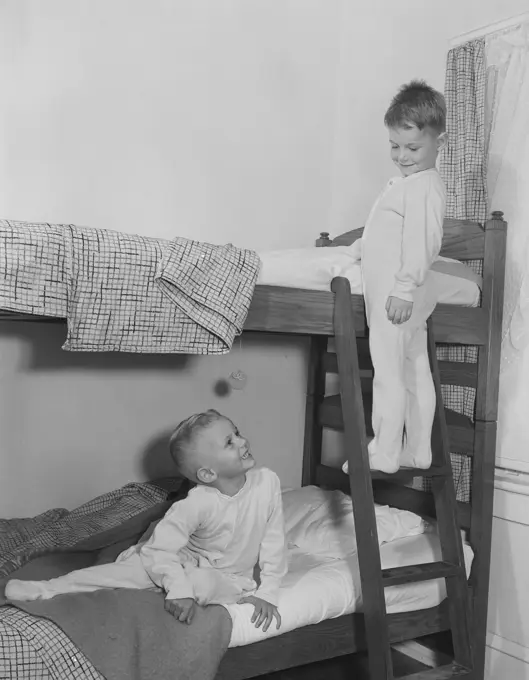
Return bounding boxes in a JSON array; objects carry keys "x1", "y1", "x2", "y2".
[
  {"x1": 386, "y1": 296, "x2": 413, "y2": 325},
  {"x1": 165, "y1": 597, "x2": 196, "y2": 624},
  {"x1": 238, "y1": 595, "x2": 281, "y2": 632}
]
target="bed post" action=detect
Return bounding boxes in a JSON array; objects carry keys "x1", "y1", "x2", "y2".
[
  {"x1": 301, "y1": 230, "x2": 332, "y2": 486},
  {"x1": 302, "y1": 336, "x2": 327, "y2": 486},
  {"x1": 471, "y1": 210, "x2": 507, "y2": 679}
]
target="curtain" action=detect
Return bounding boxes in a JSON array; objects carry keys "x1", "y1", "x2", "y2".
[
  {"x1": 424, "y1": 39, "x2": 490, "y2": 502},
  {"x1": 486, "y1": 23, "x2": 529, "y2": 471},
  {"x1": 427, "y1": 24, "x2": 529, "y2": 495},
  {"x1": 440, "y1": 39, "x2": 488, "y2": 223}
]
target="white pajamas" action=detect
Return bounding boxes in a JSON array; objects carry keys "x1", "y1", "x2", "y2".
[
  {"x1": 6, "y1": 467, "x2": 288, "y2": 607},
  {"x1": 361, "y1": 169, "x2": 446, "y2": 473}
]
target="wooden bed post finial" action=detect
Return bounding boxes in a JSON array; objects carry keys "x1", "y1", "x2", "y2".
[
  {"x1": 486, "y1": 211, "x2": 507, "y2": 229},
  {"x1": 315, "y1": 232, "x2": 332, "y2": 247}
]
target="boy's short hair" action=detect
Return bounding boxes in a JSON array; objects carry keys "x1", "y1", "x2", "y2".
[
  {"x1": 169, "y1": 409, "x2": 224, "y2": 478},
  {"x1": 384, "y1": 79, "x2": 446, "y2": 134}
]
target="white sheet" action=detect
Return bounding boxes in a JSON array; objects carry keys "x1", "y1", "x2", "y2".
[
  {"x1": 256, "y1": 246, "x2": 481, "y2": 307},
  {"x1": 225, "y1": 529, "x2": 473, "y2": 648},
  {"x1": 282, "y1": 485, "x2": 426, "y2": 558}
]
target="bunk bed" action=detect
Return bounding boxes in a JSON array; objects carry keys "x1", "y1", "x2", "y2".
[{"x1": 0, "y1": 211, "x2": 507, "y2": 680}]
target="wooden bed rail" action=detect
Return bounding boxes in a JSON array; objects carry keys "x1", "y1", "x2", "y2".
[{"x1": 320, "y1": 213, "x2": 504, "y2": 262}]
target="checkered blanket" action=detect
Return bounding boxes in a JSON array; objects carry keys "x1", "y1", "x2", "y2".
[
  {"x1": 0, "y1": 606, "x2": 104, "y2": 680},
  {"x1": 0, "y1": 479, "x2": 185, "y2": 680},
  {"x1": 0, "y1": 482, "x2": 178, "y2": 580},
  {"x1": 0, "y1": 220, "x2": 261, "y2": 354}
]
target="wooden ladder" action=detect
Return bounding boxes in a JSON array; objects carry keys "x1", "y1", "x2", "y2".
[{"x1": 324, "y1": 276, "x2": 473, "y2": 680}]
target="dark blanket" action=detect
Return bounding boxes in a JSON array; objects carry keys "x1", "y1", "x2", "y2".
[
  {"x1": 1, "y1": 540, "x2": 232, "y2": 680},
  {"x1": 0, "y1": 478, "x2": 232, "y2": 680},
  {"x1": 12, "y1": 588, "x2": 232, "y2": 680}
]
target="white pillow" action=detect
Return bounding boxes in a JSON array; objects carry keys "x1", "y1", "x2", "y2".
[
  {"x1": 431, "y1": 271, "x2": 480, "y2": 306},
  {"x1": 257, "y1": 247, "x2": 481, "y2": 307},
  {"x1": 256, "y1": 246, "x2": 358, "y2": 292},
  {"x1": 430, "y1": 256, "x2": 482, "y2": 306},
  {"x1": 282, "y1": 486, "x2": 425, "y2": 559}
]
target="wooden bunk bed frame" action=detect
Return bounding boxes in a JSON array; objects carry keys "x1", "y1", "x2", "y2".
[{"x1": 0, "y1": 211, "x2": 507, "y2": 679}]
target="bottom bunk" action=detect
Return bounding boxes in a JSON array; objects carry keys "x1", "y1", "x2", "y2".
[
  {"x1": 0, "y1": 482, "x2": 468, "y2": 680},
  {"x1": 219, "y1": 605, "x2": 451, "y2": 679},
  {"x1": 0, "y1": 602, "x2": 451, "y2": 680}
]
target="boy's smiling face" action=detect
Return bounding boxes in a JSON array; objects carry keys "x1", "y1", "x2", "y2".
[
  {"x1": 388, "y1": 124, "x2": 446, "y2": 177},
  {"x1": 194, "y1": 417, "x2": 255, "y2": 483}
]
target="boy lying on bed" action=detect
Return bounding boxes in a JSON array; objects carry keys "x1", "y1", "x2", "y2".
[{"x1": 6, "y1": 409, "x2": 287, "y2": 633}]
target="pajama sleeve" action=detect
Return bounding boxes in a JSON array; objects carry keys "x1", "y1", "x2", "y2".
[
  {"x1": 390, "y1": 175, "x2": 446, "y2": 302},
  {"x1": 139, "y1": 492, "x2": 206, "y2": 601},
  {"x1": 254, "y1": 472, "x2": 288, "y2": 607}
]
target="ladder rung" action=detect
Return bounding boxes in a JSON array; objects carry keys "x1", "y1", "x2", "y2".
[
  {"x1": 315, "y1": 464, "x2": 450, "y2": 494},
  {"x1": 371, "y1": 466, "x2": 450, "y2": 480},
  {"x1": 372, "y1": 479, "x2": 472, "y2": 530},
  {"x1": 323, "y1": 352, "x2": 373, "y2": 385},
  {"x1": 382, "y1": 561, "x2": 462, "y2": 587},
  {"x1": 324, "y1": 348, "x2": 372, "y2": 374},
  {"x1": 319, "y1": 394, "x2": 475, "y2": 456},
  {"x1": 399, "y1": 662, "x2": 471, "y2": 679},
  {"x1": 324, "y1": 352, "x2": 477, "y2": 390}
]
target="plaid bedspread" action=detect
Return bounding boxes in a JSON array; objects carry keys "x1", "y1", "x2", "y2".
[
  {"x1": 0, "y1": 220, "x2": 261, "y2": 354},
  {"x1": 0, "y1": 479, "x2": 186, "y2": 680},
  {"x1": 0, "y1": 482, "x2": 177, "y2": 580},
  {"x1": 0, "y1": 606, "x2": 104, "y2": 680}
]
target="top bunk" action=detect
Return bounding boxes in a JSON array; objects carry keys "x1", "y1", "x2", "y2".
[
  {"x1": 246, "y1": 213, "x2": 506, "y2": 343},
  {"x1": 0, "y1": 213, "x2": 507, "y2": 345}
]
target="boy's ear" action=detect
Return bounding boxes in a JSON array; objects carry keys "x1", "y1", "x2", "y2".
[
  {"x1": 197, "y1": 467, "x2": 217, "y2": 484},
  {"x1": 437, "y1": 132, "x2": 448, "y2": 151}
]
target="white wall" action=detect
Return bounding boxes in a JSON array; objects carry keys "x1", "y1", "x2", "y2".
[
  {"x1": 0, "y1": 0, "x2": 342, "y2": 251},
  {"x1": 0, "y1": 0, "x2": 344, "y2": 516},
  {"x1": 1, "y1": 0, "x2": 529, "y2": 518},
  {"x1": 486, "y1": 471, "x2": 529, "y2": 679},
  {"x1": 0, "y1": 324, "x2": 308, "y2": 516},
  {"x1": 327, "y1": 0, "x2": 529, "y2": 235}
]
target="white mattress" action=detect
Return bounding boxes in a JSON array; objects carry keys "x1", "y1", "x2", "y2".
[
  {"x1": 225, "y1": 529, "x2": 473, "y2": 648},
  {"x1": 256, "y1": 246, "x2": 481, "y2": 307}
]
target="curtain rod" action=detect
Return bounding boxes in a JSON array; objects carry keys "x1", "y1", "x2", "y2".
[{"x1": 450, "y1": 11, "x2": 529, "y2": 47}]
